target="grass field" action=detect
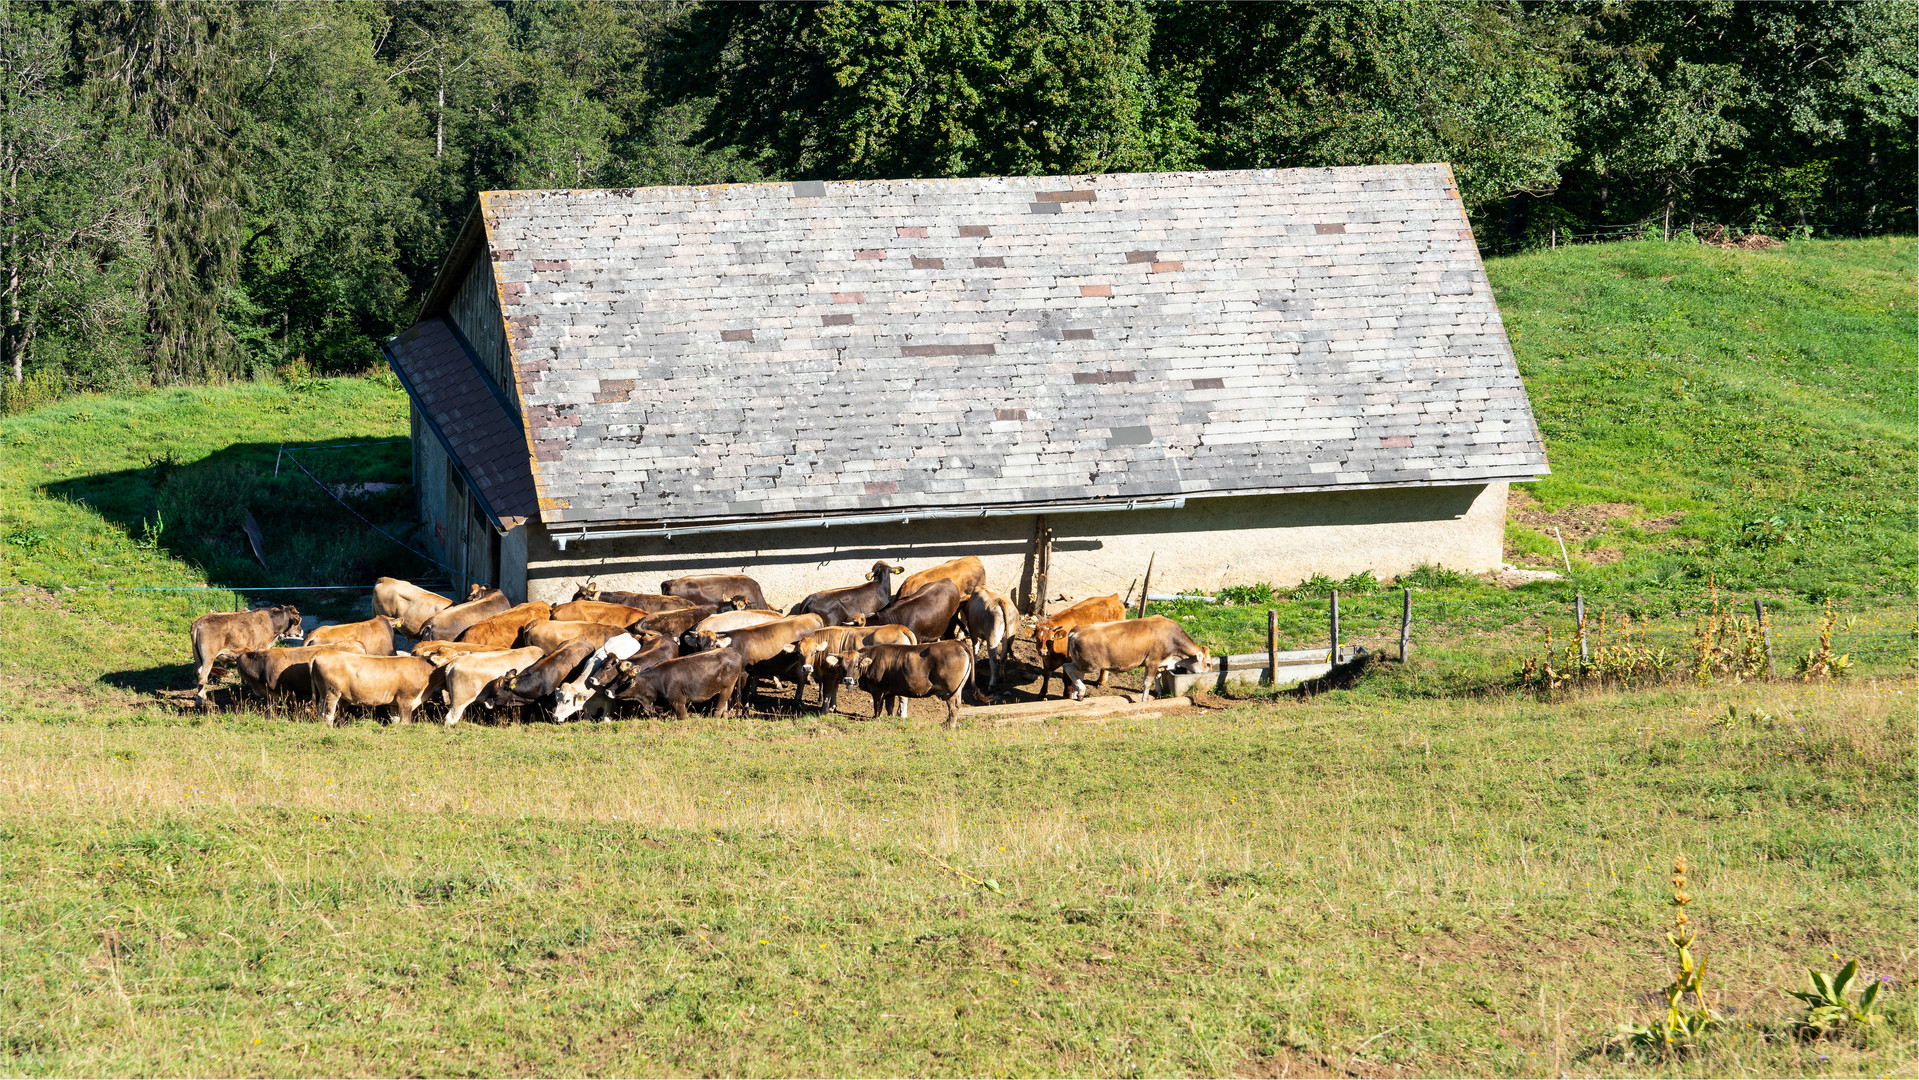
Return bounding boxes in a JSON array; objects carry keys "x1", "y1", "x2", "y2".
[{"x1": 1, "y1": 237, "x2": 1914, "y2": 1076}]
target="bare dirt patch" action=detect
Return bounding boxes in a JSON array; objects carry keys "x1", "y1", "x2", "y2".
[{"x1": 1507, "y1": 489, "x2": 1641, "y2": 541}]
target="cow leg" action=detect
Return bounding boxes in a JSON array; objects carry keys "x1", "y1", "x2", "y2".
[
  {"x1": 320, "y1": 692, "x2": 342, "y2": 728},
  {"x1": 896, "y1": 697, "x2": 908, "y2": 719},
  {"x1": 671, "y1": 697, "x2": 689, "y2": 722},
  {"x1": 395, "y1": 697, "x2": 415, "y2": 725}
]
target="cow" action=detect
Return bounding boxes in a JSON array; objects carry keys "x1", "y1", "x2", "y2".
[
  {"x1": 570, "y1": 580, "x2": 699, "y2": 613},
  {"x1": 432, "y1": 646, "x2": 544, "y2": 726},
  {"x1": 190, "y1": 605, "x2": 302, "y2": 705},
  {"x1": 689, "y1": 608, "x2": 784, "y2": 637},
  {"x1": 476, "y1": 637, "x2": 599, "y2": 717},
  {"x1": 841, "y1": 640, "x2": 974, "y2": 726},
  {"x1": 684, "y1": 614, "x2": 825, "y2": 706},
  {"x1": 779, "y1": 624, "x2": 918, "y2": 711},
  {"x1": 553, "y1": 631, "x2": 676, "y2": 723},
  {"x1": 411, "y1": 639, "x2": 510, "y2": 663},
  {"x1": 521, "y1": 619, "x2": 624, "y2": 656},
  {"x1": 1033, "y1": 594, "x2": 1126, "y2": 698},
  {"x1": 605, "y1": 647, "x2": 744, "y2": 721},
  {"x1": 373, "y1": 577, "x2": 452, "y2": 637},
  {"x1": 309, "y1": 652, "x2": 445, "y2": 727},
  {"x1": 419, "y1": 588, "x2": 511, "y2": 641},
  {"x1": 659, "y1": 573, "x2": 773, "y2": 612},
  {"x1": 304, "y1": 615, "x2": 399, "y2": 657},
  {"x1": 791, "y1": 561, "x2": 904, "y2": 627},
  {"x1": 456, "y1": 602, "x2": 552, "y2": 647},
  {"x1": 870, "y1": 579, "x2": 965, "y2": 645},
  {"x1": 1061, "y1": 616, "x2": 1210, "y2": 701},
  {"x1": 634, "y1": 604, "x2": 720, "y2": 640},
  {"x1": 232, "y1": 643, "x2": 360, "y2": 704},
  {"x1": 958, "y1": 586, "x2": 1020, "y2": 688},
  {"x1": 550, "y1": 599, "x2": 648, "y2": 628},
  {"x1": 897, "y1": 556, "x2": 986, "y2": 603}
]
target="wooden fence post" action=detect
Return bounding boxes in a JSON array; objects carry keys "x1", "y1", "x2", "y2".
[
  {"x1": 1399, "y1": 588, "x2": 1412, "y2": 662},
  {"x1": 1755, "y1": 598, "x2": 1776, "y2": 679},
  {"x1": 1329, "y1": 589, "x2": 1340, "y2": 660},
  {"x1": 1033, "y1": 515, "x2": 1051, "y2": 618},
  {"x1": 1575, "y1": 592, "x2": 1588, "y2": 664},
  {"x1": 1267, "y1": 609, "x2": 1278, "y2": 685},
  {"x1": 1136, "y1": 553, "x2": 1155, "y2": 620}
]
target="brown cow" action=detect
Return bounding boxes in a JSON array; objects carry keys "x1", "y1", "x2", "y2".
[
  {"x1": 685, "y1": 614, "x2": 825, "y2": 703},
  {"x1": 190, "y1": 605, "x2": 302, "y2": 704},
  {"x1": 554, "y1": 632, "x2": 677, "y2": 722},
  {"x1": 373, "y1": 577, "x2": 452, "y2": 637},
  {"x1": 420, "y1": 589, "x2": 510, "y2": 641},
  {"x1": 871, "y1": 579, "x2": 965, "y2": 645},
  {"x1": 843, "y1": 640, "x2": 974, "y2": 726},
  {"x1": 233, "y1": 643, "x2": 360, "y2": 703},
  {"x1": 550, "y1": 599, "x2": 648, "y2": 628},
  {"x1": 897, "y1": 556, "x2": 986, "y2": 602},
  {"x1": 633, "y1": 604, "x2": 719, "y2": 641},
  {"x1": 457, "y1": 602, "x2": 552, "y2": 647},
  {"x1": 304, "y1": 615, "x2": 399, "y2": 657},
  {"x1": 309, "y1": 652, "x2": 446, "y2": 727},
  {"x1": 659, "y1": 573, "x2": 773, "y2": 611},
  {"x1": 520, "y1": 619, "x2": 624, "y2": 656},
  {"x1": 782, "y1": 624, "x2": 918, "y2": 710},
  {"x1": 570, "y1": 580, "x2": 699, "y2": 613},
  {"x1": 411, "y1": 640, "x2": 510, "y2": 663},
  {"x1": 606, "y1": 648, "x2": 745, "y2": 720},
  {"x1": 958, "y1": 586, "x2": 1020, "y2": 688},
  {"x1": 1061, "y1": 616, "x2": 1210, "y2": 701},
  {"x1": 439, "y1": 646, "x2": 546, "y2": 726},
  {"x1": 1033, "y1": 594, "x2": 1126, "y2": 697},
  {"x1": 791, "y1": 561, "x2": 904, "y2": 627}
]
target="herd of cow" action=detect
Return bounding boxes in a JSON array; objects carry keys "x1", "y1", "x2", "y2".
[{"x1": 186, "y1": 556, "x2": 1213, "y2": 728}]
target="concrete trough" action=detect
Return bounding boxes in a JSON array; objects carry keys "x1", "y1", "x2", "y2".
[{"x1": 1158, "y1": 645, "x2": 1361, "y2": 695}]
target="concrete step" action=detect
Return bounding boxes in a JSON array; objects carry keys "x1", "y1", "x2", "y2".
[{"x1": 961, "y1": 693, "x2": 1192, "y2": 726}]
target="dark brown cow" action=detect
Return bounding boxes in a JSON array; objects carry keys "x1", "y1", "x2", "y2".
[
  {"x1": 606, "y1": 648, "x2": 744, "y2": 720},
  {"x1": 550, "y1": 599, "x2": 648, "y2": 628},
  {"x1": 190, "y1": 605, "x2": 302, "y2": 704},
  {"x1": 660, "y1": 573, "x2": 773, "y2": 611},
  {"x1": 233, "y1": 643, "x2": 360, "y2": 703},
  {"x1": 373, "y1": 577, "x2": 452, "y2": 637},
  {"x1": 791, "y1": 561, "x2": 904, "y2": 627},
  {"x1": 310, "y1": 652, "x2": 445, "y2": 727},
  {"x1": 420, "y1": 589, "x2": 510, "y2": 641},
  {"x1": 1033, "y1": 594, "x2": 1126, "y2": 697},
  {"x1": 1062, "y1": 616, "x2": 1210, "y2": 701},
  {"x1": 634, "y1": 604, "x2": 719, "y2": 641},
  {"x1": 897, "y1": 556, "x2": 986, "y2": 602},
  {"x1": 843, "y1": 640, "x2": 974, "y2": 726},
  {"x1": 457, "y1": 602, "x2": 552, "y2": 647},
  {"x1": 684, "y1": 614, "x2": 825, "y2": 705},
  {"x1": 871, "y1": 579, "x2": 965, "y2": 644},
  {"x1": 520, "y1": 620, "x2": 624, "y2": 655},
  {"x1": 477, "y1": 637, "x2": 598, "y2": 716},
  {"x1": 782, "y1": 624, "x2": 918, "y2": 710},
  {"x1": 553, "y1": 632, "x2": 678, "y2": 722},
  {"x1": 571, "y1": 580, "x2": 700, "y2": 613},
  {"x1": 305, "y1": 615, "x2": 399, "y2": 657}
]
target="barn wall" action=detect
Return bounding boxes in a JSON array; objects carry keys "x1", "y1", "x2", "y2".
[
  {"x1": 446, "y1": 255, "x2": 516, "y2": 407},
  {"x1": 522, "y1": 483, "x2": 1509, "y2": 610},
  {"x1": 413, "y1": 406, "x2": 455, "y2": 569}
]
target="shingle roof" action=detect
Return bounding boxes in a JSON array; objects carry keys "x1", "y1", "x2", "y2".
[
  {"x1": 479, "y1": 164, "x2": 1548, "y2": 527},
  {"x1": 383, "y1": 318, "x2": 539, "y2": 528}
]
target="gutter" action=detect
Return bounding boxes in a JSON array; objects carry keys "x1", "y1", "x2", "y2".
[{"x1": 548, "y1": 496, "x2": 1189, "y2": 551}]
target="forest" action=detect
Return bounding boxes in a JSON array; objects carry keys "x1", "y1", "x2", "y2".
[{"x1": 2, "y1": 0, "x2": 1913, "y2": 392}]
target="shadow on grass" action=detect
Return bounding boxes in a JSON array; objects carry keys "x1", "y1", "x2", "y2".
[
  {"x1": 45, "y1": 437, "x2": 434, "y2": 620},
  {"x1": 100, "y1": 662, "x2": 197, "y2": 695}
]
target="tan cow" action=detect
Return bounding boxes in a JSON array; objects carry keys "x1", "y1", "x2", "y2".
[
  {"x1": 842, "y1": 640, "x2": 974, "y2": 725},
  {"x1": 457, "y1": 602, "x2": 552, "y2": 647},
  {"x1": 897, "y1": 556, "x2": 986, "y2": 603},
  {"x1": 1061, "y1": 616, "x2": 1210, "y2": 701},
  {"x1": 958, "y1": 586, "x2": 1021, "y2": 688},
  {"x1": 420, "y1": 588, "x2": 511, "y2": 640},
  {"x1": 783, "y1": 624, "x2": 918, "y2": 710},
  {"x1": 309, "y1": 652, "x2": 446, "y2": 727},
  {"x1": 190, "y1": 605, "x2": 302, "y2": 704},
  {"x1": 439, "y1": 646, "x2": 545, "y2": 726},
  {"x1": 690, "y1": 609, "x2": 784, "y2": 636},
  {"x1": 1033, "y1": 594, "x2": 1126, "y2": 697},
  {"x1": 411, "y1": 640, "x2": 510, "y2": 663},
  {"x1": 550, "y1": 599, "x2": 648, "y2": 628},
  {"x1": 233, "y1": 643, "x2": 361, "y2": 704},
  {"x1": 304, "y1": 615, "x2": 398, "y2": 656},
  {"x1": 521, "y1": 619, "x2": 624, "y2": 656},
  {"x1": 373, "y1": 577, "x2": 453, "y2": 637}
]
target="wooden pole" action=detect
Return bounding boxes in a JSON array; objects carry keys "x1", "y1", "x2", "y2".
[
  {"x1": 1033, "y1": 515, "x2": 1051, "y2": 618},
  {"x1": 1575, "y1": 592, "x2": 1588, "y2": 664},
  {"x1": 1399, "y1": 587, "x2": 1412, "y2": 663},
  {"x1": 1329, "y1": 589, "x2": 1340, "y2": 661},
  {"x1": 1135, "y1": 553, "x2": 1155, "y2": 620},
  {"x1": 1267, "y1": 608, "x2": 1278, "y2": 685},
  {"x1": 1755, "y1": 598, "x2": 1776, "y2": 679}
]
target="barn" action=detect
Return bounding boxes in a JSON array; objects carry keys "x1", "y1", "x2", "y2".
[{"x1": 381, "y1": 164, "x2": 1550, "y2": 609}]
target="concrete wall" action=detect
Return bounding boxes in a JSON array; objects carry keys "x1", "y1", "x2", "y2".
[{"x1": 522, "y1": 482, "x2": 1507, "y2": 610}]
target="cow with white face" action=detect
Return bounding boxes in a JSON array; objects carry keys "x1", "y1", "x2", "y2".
[{"x1": 552, "y1": 631, "x2": 672, "y2": 722}]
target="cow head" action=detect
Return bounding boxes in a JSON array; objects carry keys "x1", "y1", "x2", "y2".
[
  {"x1": 480, "y1": 669, "x2": 520, "y2": 711},
  {"x1": 552, "y1": 680, "x2": 594, "y2": 723},
  {"x1": 271, "y1": 605, "x2": 303, "y2": 638},
  {"x1": 720, "y1": 595, "x2": 747, "y2": 612},
  {"x1": 823, "y1": 651, "x2": 861, "y2": 689},
  {"x1": 684, "y1": 631, "x2": 729, "y2": 653},
  {"x1": 467, "y1": 583, "x2": 489, "y2": 600},
  {"x1": 868, "y1": 562, "x2": 904, "y2": 582}
]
